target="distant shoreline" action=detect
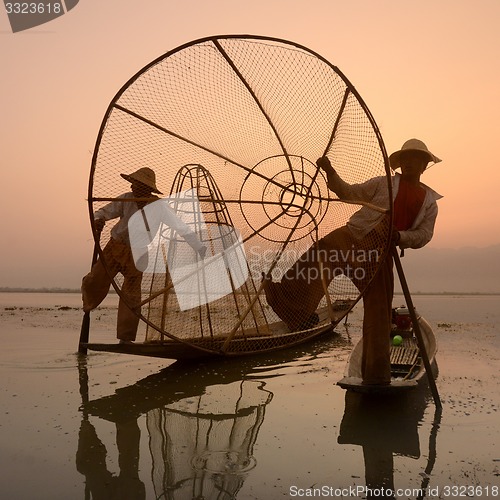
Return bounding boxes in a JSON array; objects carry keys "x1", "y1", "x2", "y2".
[
  {"x1": 0, "y1": 287, "x2": 116, "y2": 294},
  {"x1": 0, "y1": 287, "x2": 498, "y2": 296}
]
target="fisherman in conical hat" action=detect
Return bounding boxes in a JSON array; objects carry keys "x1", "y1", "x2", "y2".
[
  {"x1": 263, "y1": 139, "x2": 442, "y2": 386},
  {"x1": 387, "y1": 139, "x2": 442, "y2": 248},
  {"x1": 81, "y1": 167, "x2": 205, "y2": 344}
]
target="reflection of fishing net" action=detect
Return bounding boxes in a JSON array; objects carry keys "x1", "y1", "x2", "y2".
[
  {"x1": 89, "y1": 35, "x2": 392, "y2": 354},
  {"x1": 147, "y1": 380, "x2": 272, "y2": 499}
]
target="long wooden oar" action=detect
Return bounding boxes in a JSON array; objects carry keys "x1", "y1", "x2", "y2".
[
  {"x1": 78, "y1": 241, "x2": 100, "y2": 355},
  {"x1": 392, "y1": 246, "x2": 442, "y2": 409}
]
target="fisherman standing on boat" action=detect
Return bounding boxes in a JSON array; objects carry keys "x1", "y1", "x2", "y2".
[
  {"x1": 263, "y1": 139, "x2": 442, "y2": 385},
  {"x1": 81, "y1": 167, "x2": 206, "y2": 344}
]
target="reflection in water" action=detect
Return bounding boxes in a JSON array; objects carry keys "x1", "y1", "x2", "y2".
[
  {"x1": 338, "y1": 384, "x2": 441, "y2": 499},
  {"x1": 77, "y1": 348, "x2": 326, "y2": 499},
  {"x1": 76, "y1": 419, "x2": 145, "y2": 500},
  {"x1": 75, "y1": 335, "x2": 347, "y2": 498},
  {"x1": 76, "y1": 356, "x2": 146, "y2": 499},
  {"x1": 417, "y1": 405, "x2": 442, "y2": 500},
  {"x1": 147, "y1": 380, "x2": 271, "y2": 499}
]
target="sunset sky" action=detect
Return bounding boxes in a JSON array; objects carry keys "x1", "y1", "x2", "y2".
[{"x1": 1, "y1": 0, "x2": 499, "y2": 288}]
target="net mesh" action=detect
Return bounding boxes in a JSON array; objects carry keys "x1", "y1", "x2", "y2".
[
  {"x1": 147, "y1": 380, "x2": 272, "y2": 498},
  {"x1": 89, "y1": 35, "x2": 392, "y2": 354}
]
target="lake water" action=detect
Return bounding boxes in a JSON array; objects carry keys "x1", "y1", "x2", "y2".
[{"x1": 0, "y1": 293, "x2": 499, "y2": 499}]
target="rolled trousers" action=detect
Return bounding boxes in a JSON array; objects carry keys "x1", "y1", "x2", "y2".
[
  {"x1": 263, "y1": 223, "x2": 393, "y2": 384},
  {"x1": 82, "y1": 238, "x2": 142, "y2": 341}
]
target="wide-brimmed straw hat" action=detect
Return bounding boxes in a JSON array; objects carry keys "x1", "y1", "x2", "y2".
[
  {"x1": 389, "y1": 139, "x2": 441, "y2": 170},
  {"x1": 121, "y1": 167, "x2": 162, "y2": 194}
]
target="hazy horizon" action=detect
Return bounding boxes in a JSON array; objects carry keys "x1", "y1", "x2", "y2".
[{"x1": 1, "y1": 243, "x2": 499, "y2": 294}]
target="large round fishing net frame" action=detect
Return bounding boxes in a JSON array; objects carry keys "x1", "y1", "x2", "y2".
[{"x1": 88, "y1": 35, "x2": 393, "y2": 355}]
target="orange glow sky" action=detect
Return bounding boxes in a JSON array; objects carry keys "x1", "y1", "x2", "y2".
[{"x1": 1, "y1": 0, "x2": 499, "y2": 288}]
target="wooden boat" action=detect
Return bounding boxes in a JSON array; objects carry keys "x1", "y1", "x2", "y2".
[
  {"x1": 337, "y1": 315, "x2": 437, "y2": 394},
  {"x1": 84, "y1": 307, "x2": 338, "y2": 360},
  {"x1": 81, "y1": 36, "x2": 393, "y2": 362}
]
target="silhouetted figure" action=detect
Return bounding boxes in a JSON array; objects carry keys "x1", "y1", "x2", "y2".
[
  {"x1": 81, "y1": 167, "x2": 205, "y2": 343},
  {"x1": 264, "y1": 139, "x2": 442, "y2": 385}
]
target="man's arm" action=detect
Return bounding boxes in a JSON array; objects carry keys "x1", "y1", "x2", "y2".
[
  {"x1": 316, "y1": 156, "x2": 385, "y2": 204},
  {"x1": 93, "y1": 194, "x2": 127, "y2": 229},
  {"x1": 399, "y1": 203, "x2": 438, "y2": 249},
  {"x1": 316, "y1": 156, "x2": 351, "y2": 198}
]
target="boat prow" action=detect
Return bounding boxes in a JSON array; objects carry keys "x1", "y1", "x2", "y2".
[{"x1": 337, "y1": 377, "x2": 418, "y2": 393}]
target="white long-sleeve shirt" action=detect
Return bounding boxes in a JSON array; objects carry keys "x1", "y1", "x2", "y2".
[
  {"x1": 94, "y1": 192, "x2": 156, "y2": 243},
  {"x1": 94, "y1": 192, "x2": 204, "y2": 252},
  {"x1": 328, "y1": 172, "x2": 442, "y2": 249}
]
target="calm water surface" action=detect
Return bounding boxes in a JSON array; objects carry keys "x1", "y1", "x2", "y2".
[{"x1": 0, "y1": 293, "x2": 498, "y2": 499}]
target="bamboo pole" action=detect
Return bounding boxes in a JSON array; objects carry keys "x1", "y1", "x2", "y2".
[
  {"x1": 392, "y1": 247, "x2": 442, "y2": 409},
  {"x1": 78, "y1": 240, "x2": 99, "y2": 354},
  {"x1": 91, "y1": 196, "x2": 389, "y2": 215},
  {"x1": 318, "y1": 253, "x2": 336, "y2": 324}
]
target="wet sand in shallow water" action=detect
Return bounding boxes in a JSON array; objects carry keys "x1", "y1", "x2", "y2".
[{"x1": 0, "y1": 293, "x2": 499, "y2": 499}]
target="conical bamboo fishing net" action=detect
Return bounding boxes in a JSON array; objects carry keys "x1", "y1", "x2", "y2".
[{"x1": 88, "y1": 35, "x2": 392, "y2": 355}]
